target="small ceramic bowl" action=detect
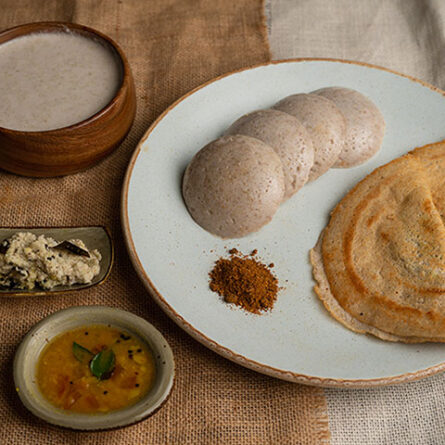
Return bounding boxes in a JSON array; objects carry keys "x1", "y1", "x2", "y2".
[
  {"x1": 14, "y1": 306, "x2": 175, "y2": 430},
  {"x1": 0, "y1": 226, "x2": 113, "y2": 297},
  {"x1": 0, "y1": 22, "x2": 136, "y2": 177}
]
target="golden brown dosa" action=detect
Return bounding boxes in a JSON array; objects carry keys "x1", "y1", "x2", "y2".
[{"x1": 310, "y1": 141, "x2": 445, "y2": 342}]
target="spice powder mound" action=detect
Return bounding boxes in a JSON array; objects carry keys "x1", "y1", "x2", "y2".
[{"x1": 209, "y1": 249, "x2": 279, "y2": 314}]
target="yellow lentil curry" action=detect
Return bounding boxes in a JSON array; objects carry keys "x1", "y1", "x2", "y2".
[{"x1": 37, "y1": 325, "x2": 156, "y2": 413}]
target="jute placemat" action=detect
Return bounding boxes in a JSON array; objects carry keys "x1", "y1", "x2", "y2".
[{"x1": 0, "y1": 1, "x2": 329, "y2": 443}]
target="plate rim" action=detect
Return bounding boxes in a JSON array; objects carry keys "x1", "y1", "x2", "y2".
[{"x1": 121, "y1": 57, "x2": 445, "y2": 388}]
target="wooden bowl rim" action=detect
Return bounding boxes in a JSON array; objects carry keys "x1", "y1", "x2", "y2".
[{"x1": 0, "y1": 21, "x2": 131, "y2": 135}]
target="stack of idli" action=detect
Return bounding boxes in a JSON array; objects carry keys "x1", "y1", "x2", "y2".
[{"x1": 183, "y1": 87, "x2": 385, "y2": 238}]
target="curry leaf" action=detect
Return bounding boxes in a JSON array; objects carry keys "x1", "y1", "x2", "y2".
[
  {"x1": 72, "y1": 342, "x2": 94, "y2": 364},
  {"x1": 90, "y1": 349, "x2": 115, "y2": 380},
  {"x1": 54, "y1": 241, "x2": 90, "y2": 257}
]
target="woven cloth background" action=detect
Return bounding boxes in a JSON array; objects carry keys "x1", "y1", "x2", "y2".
[
  {"x1": 268, "y1": 1, "x2": 445, "y2": 444},
  {"x1": 0, "y1": 1, "x2": 330, "y2": 444}
]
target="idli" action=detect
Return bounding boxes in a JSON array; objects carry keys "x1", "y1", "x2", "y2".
[
  {"x1": 225, "y1": 109, "x2": 314, "y2": 200},
  {"x1": 182, "y1": 135, "x2": 285, "y2": 238},
  {"x1": 313, "y1": 87, "x2": 385, "y2": 167},
  {"x1": 273, "y1": 93, "x2": 346, "y2": 181}
]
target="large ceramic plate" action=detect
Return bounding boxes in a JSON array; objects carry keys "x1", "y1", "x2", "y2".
[{"x1": 122, "y1": 59, "x2": 445, "y2": 387}]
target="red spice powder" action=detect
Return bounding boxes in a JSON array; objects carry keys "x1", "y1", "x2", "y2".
[{"x1": 209, "y1": 249, "x2": 279, "y2": 314}]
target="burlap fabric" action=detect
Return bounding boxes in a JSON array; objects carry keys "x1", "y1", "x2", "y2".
[
  {"x1": 0, "y1": 1, "x2": 330, "y2": 444},
  {"x1": 269, "y1": 1, "x2": 445, "y2": 443}
]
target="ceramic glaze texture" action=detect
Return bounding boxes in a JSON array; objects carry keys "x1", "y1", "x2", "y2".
[
  {"x1": 123, "y1": 60, "x2": 445, "y2": 387},
  {"x1": 0, "y1": 31, "x2": 122, "y2": 131}
]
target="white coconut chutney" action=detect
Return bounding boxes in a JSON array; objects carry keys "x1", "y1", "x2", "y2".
[
  {"x1": 0, "y1": 232, "x2": 101, "y2": 290},
  {"x1": 0, "y1": 31, "x2": 122, "y2": 131}
]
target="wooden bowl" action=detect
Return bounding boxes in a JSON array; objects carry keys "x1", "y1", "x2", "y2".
[{"x1": 0, "y1": 22, "x2": 136, "y2": 177}]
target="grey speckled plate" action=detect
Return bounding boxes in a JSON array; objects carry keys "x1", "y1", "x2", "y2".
[
  {"x1": 122, "y1": 59, "x2": 445, "y2": 388},
  {"x1": 0, "y1": 226, "x2": 113, "y2": 297}
]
